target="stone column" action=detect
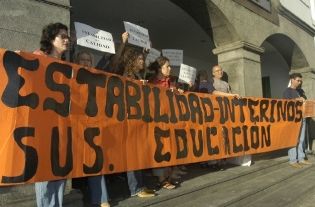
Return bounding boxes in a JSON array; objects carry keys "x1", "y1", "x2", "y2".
[{"x1": 212, "y1": 41, "x2": 265, "y2": 97}]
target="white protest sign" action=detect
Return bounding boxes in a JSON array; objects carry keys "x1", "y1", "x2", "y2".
[
  {"x1": 123, "y1": 21, "x2": 150, "y2": 49},
  {"x1": 162, "y1": 49, "x2": 183, "y2": 66},
  {"x1": 178, "y1": 63, "x2": 197, "y2": 85},
  {"x1": 74, "y1": 22, "x2": 115, "y2": 54},
  {"x1": 145, "y1": 48, "x2": 161, "y2": 66}
]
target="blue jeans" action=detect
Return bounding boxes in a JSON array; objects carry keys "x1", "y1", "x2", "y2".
[
  {"x1": 87, "y1": 175, "x2": 109, "y2": 204},
  {"x1": 35, "y1": 180, "x2": 66, "y2": 207},
  {"x1": 127, "y1": 170, "x2": 144, "y2": 195},
  {"x1": 288, "y1": 119, "x2": 306, "y2": 163}
]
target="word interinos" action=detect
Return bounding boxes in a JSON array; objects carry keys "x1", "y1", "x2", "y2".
[{"x1": 0, "y1": 49, "x2": 302, "y2": 185}]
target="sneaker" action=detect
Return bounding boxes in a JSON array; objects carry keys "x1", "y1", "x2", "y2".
[
  {"x1": 299, "y1": 160, "x2": 312, "y2": 165},
  {"x1": 289, "y1": 162, "x2": 303, "y2": 168},
  {"x1": 136, "y1": 189, "x2": 155, "y2": 198},
  {"x1": 100, "y1": 202, "x2": 110, "y2": 207},
  {"x1": 143, "y1": 187, "x2": 155, "y2": 194}
]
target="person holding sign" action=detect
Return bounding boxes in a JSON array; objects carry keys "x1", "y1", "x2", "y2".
[
  {"x1": 283, "y1": 73, "x2": 312, "y2": 168},
  {"x1": 119, "y1": 47, "x2": 156, "y2": 198},
  {"x1": 96, "y1": 31, "x2": 129, "y2": 74},
  {"x1": 120, "y1": 47, "x2": 147, "y2": 80},
  {"x1": 148, "y1": 56, "x2": 177, "y2": 190},
  {"x1": 74, "y1": 50, "x2": 110, "y2": 207},
  {"x1": 211, "y1": 65, "x2": 251, "y2": 167},
  {"x1": 197, "y1": 67, "x2": 239, "y2": 98},
  {"x1": 33, "y1": 22, "x2": 70, "y2": 207}
]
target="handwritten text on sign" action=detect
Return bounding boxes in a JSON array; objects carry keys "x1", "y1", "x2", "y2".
[
  {"x1": 123, "y1": 21, "x2": 150, "y2": 49},
  {"x1": 162, "y1": 49, "x2": 183, "y2": 66},
  {"x1": 0, "y1": 49, "x2": 302, "y2": 185},
  {"x1": 178, "y1": 63, "x2": 197, "y2": 85},
  {"x1": 74, "y1": 22, "x2": 115, "y2": 54}
]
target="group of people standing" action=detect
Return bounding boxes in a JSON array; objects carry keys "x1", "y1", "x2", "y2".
[{"x1": 22, "y1": 21, "x2": 309, "y2": 207}]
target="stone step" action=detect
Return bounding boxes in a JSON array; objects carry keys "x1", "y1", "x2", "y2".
[
  {"x1": 227, "y1": 165, "x2": 315, "y2": 207},
  {"x1": 117, "y1": 156, "x2": 315, "y2": 207},
  {"x1": 0, "y1": 182, "x2": 83, "y2": 207}
]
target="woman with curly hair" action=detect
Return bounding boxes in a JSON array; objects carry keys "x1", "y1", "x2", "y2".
[
  {"x1": 120, "y1": 47, "x2": 146, "y2": 79},
  {"x1": 33, "y1": 22, "x2": 69, "y2": 207},
  {"x1": 117, "y1": 47, "x2": 156, "y2": 198}
]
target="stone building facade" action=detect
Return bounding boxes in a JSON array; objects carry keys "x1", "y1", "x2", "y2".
[{"x1": 0, "y1": 0, "x2": 315, "y2": 206}]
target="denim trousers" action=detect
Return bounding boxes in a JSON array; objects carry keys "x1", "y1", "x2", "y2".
[
  {"x1": 87, "y1": 175, "x2": 109, "y2": 204},
  {"x1": 127, "y1": 170, "x2": 144, "y2": 195},
  {"x1": 35, "y1": 179, "x2": 66, "y2": 207},
  {"x1": 288, "y1": 119, "x2": 306, "y2": 163}
]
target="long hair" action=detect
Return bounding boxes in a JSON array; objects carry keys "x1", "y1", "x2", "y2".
[
  {"x1": 148, "y1": 56, "x2": 169, "y2": 76},
  {"x1": 119, "y1": 47, "x2": 145, "y2": 76},
  {"x1": 40, "y1": 22, "x2": 68, "y2": 55}
]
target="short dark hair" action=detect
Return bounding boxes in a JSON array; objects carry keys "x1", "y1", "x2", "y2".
[
  {"x1": 289, "y1": 73, "x2": 302, "y2": 79},
  {"x1": 40, "y1": 22, "x2": 68, "y2": 54}
]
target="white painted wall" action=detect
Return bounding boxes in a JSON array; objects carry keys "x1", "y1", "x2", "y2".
[{"x1": 280, "y1": 0, "x2": 315, "y2": 29}]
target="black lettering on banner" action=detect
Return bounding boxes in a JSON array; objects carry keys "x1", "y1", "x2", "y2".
[
  {"x1": 83, "y1": 128, "x2": 103, "y2": 174},
  {"x1": 51, "y1": 127, "x2": 73, "y2": 177},
  {"x1": 153, "y1": 87, "x2": 169, "y2": 123},
  {"x1": 154, "y1": 127, "x2": 171, "y2": 163},
  {"x1": 190, "y1": 129, "x2": 203, "y2": 157},
  {"x1": 175, "y1": 129, "x2": 188, "y2": 159},
  {"x1": 2, "y1": 51, "x2": 39, "y2": 108},
  {"x1": 222, "y1": 126, "x2": 230, "y2": 155},
  {"x1": 76, "y1": 68, "x2": 107, "y2": 117},
  {"x1": 125, "y1": 80, "x2": 141, "y2": 120},
  {"x1": 250, "y1": 126, "x2": 259, "y2": 149},
  {"x1": 175, "y1": 94, "x2": 190, "y2": 121},
  {"x1": 1, "y1": 127, "x2": 38, "y2": 183},
  {"x1": 43, "y1": 62, "x2": 72, "y2": 117},
  {"x1": 269, "y1": 100, "x2": 277, "y2": 123},
  {"x1": 105, "y1": 76, "x2": 125, "y2": 121},
  {"x1": 248, "y1": 99, "x2": 259, "y2": 123},
  {"x1": 261, "y1": 125, "x2": 271, "y2": 148},
  {"x1": 142, "y1": 85, "x2": 153, "y2": 122},
  {"x1": 234, "y1": 98, "x2": 247, "y2": 123},
  {"x1": 286, "y1": 101, "x2": 295, "y2": 121},
  {"x1": 259, "y1": 100, "x2": 269, "y2": 122},
  {"x1": 277, "y1": 101, "x2": 287, "y2": 121},
  {"x1": 242, "y1": 125, "x2": 250, "y2": 151},
  {"x1": 166, "y1": 90, "x2": 178, "y2": 123},
  {"x1": 232, "y1": 127, "x2": 243, "y2": 153},
  {"x1": 216, "y1": 97, "x2": 236, "y2": 124},
  {"x1": 188, "y1": 93, "x2": 203, "y2": 124},
  {"x1": 295, "y1": 101, "x2": 303, "y2": 122},
  {"x1": 200, "y1": 97, "x2": 214, "y2": 122},
  {"x1": 206, "y1": 127, "x2": 219, "y2": 155}
]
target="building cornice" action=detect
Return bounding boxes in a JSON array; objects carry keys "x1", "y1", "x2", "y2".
[
  {"x1": 212, "y1": 41, "x2": 265, "y2": 55},
  {"x1": 279, "y1": 5, "x2": 315, "y2": 36},
  {"x1": 32, "y1": 0, "x2": 71, "y2": 10}
]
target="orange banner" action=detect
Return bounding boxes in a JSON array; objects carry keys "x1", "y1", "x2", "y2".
[
  {"x1": 0, "y1": 49, "x2": 302, "y2": 185},
  {"x1": 303, "y1": 100, "x2": 315, "y2": 117}
]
